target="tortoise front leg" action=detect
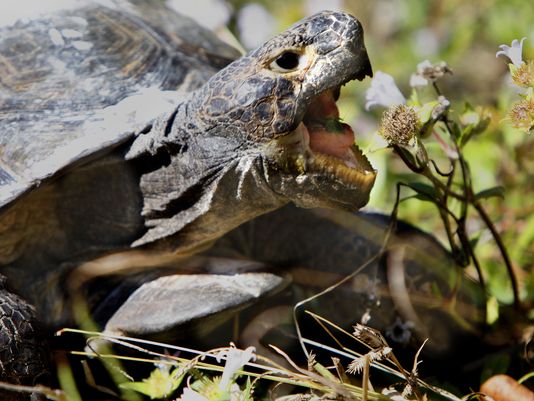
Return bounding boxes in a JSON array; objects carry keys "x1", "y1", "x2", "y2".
[
  {"x1": 0, "y1": 276, "x2": 50, "y2": 401},
  {"x1": 82, "y1": 256, "x2": 288, "y2": 351}
]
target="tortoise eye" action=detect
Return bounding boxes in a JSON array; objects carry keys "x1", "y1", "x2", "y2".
[{"x1": 270, "y1": 51, "x2": 307, "y2": 72}]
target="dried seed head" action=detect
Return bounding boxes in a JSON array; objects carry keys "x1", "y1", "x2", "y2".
[
  {"x1": 379, "y1": 105, "x2": 421, "y2": 146},
  {"x1": 402, "y1": 383, "x2": 414, "y2": 398},
  {"x1": 347, "y1": 347, "x2": 392, "y2": 375},
  {"x1": 353, "y1": 323, "x2": 388, "y2": 349},
  {"x1": 307, "y1": 352, "x2": 316, "y2": 371},
  {"x1": 347, "y1": 356, "x2": 367, "y2": 374},
  {"x1": 509, "y1": 98, "x2": 534, "y2": 132},
  {"x1": 512, "y1": 60, "x2": 534, "y2": 88}
]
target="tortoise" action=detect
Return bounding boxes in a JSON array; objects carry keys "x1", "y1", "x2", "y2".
[
  {"x1": 0, "y1": 0, "x2": 377, "y2": 396},
  {"x1": 100, "y1": 203, "x2": 486, "y2": 359}
]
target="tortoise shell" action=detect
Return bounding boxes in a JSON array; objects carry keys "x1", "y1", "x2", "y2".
[{"x1": 0, "y1": 0, "x2": 241, "y2": 208}]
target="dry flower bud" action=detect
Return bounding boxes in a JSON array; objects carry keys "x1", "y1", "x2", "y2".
[
  {"x1": 509, "y1": 98, "x2": 534, "y2": 132},
  {"x1": 412, "y1": 60, "x2": 452, "y2": 84},
  {"x1": 460, "y1": 106, "x2": 492, "y2": 135},
  {"x1": 512, "y1": 60, "x2": 534, "y2": 88},
  {"x1": 431, "y1": 96, "x2": 450, "y2": 120},
  {"x1": 379, "y1": 105, "x2": 421, "y2": 146}
]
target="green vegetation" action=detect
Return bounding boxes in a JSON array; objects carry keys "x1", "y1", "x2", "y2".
[{"x1": 225, "y1": 0, "x2": 534, "y2": 312}]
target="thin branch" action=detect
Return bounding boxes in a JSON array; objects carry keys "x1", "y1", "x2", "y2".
[
  {"x1": 393, "y1": 145, "x2": 466, "y2": 201},
  {"x1": 474, "y1": 200, "x2": 521, "y2": 310},
  {"x1": 392, "y1": 144, "x2": 425, "y2": 173},
  {"x1": 464, "y1": 231, "x2": 487, "y2": 299},
  {"x1": 430, "y1": 159, "x2": 454, "y2": 177}
]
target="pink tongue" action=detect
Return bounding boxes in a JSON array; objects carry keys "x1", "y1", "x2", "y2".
[
  {"x1": 309, "y1": 123, "x2": 355, "y2": 159},
  {"x1": 304, "y1": 90, "x2": 356, "y2": 160}
]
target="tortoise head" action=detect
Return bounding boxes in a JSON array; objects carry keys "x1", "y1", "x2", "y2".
[
  {"x1": 195, "y1": 11, "x2": 376, "y2": 211},
  {"x1": 131, "y1": 11, "x2": 376, "y2": 249}
]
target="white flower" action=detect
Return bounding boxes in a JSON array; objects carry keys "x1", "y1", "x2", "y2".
[
  {"x1": 216, "y1": 346, "x2": 256, "y2": 389},
  {"x1": 409, "y1": 73, "x2": 428, "y2": 88},
  {"x1": 178, "y1": 387, "x2": 210, "y2": 401},
  {"x1": 496, "y1": 37, "x2": 526, "y2": 67},
  {"x1": 365, "y1": 71, "x2": 406, "y2": 110}
]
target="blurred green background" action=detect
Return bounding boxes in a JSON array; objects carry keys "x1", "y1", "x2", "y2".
[{"x1": 176, "y1": 0, "x2": 534, "y2": 306}]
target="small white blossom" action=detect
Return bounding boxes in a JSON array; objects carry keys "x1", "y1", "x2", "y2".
[
  {"x1": 496, "y1": 37, "x2": 526, "y2": 67},
  {"x1": 410, "y1": 60, "x2": 451, "y2": 87},
  {"x1": 432, "y1": 95, "x2": 451, "y2": 120},
  {"x1": 409, "y1": 73, "x2": 428, "y2": 87},
  {"x1": 216, "y1": 346, "x2": 256, "y2": 389},
  {"x1": 410, "y1": 60, "x2": 431, "y2": 87},
  {"x1": 416, "y1": 59, "x2": 433, "y2": 72},
  {"x1": 365, "y1": 71, "x2": 406, "y2": 110},
  {"x1": 178, "y1": 387, "x2": 210, "y2": 401}
]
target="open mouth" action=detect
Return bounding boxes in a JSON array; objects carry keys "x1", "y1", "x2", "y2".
[{"x1": 277, "y1": 85, "x2": 376, "y2": 189}]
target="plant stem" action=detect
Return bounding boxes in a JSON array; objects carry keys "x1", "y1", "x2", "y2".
[
  {"x1": 465, "y1": 229, "x2": 487, "y2": 296},
  {"x1": 392, "y1": 145, "x2": 465, "y2": 200},
  {"x1": 473, "y1": 200, "x2": 521, "y2": 310}
]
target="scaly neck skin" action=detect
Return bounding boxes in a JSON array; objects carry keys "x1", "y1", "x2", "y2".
[{"x1": 126, "y1": 92, "x2": 288, "y2": 253}]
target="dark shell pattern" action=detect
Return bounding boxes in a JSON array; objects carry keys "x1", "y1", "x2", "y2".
[{"x1": 0, "y1": 0, "x2": 240, "y2": 208}]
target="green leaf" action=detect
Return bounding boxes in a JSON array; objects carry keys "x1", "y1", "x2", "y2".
[
  {"x1": 416, "y1": 100, "x2": 438, "y2": 123},
  {"x1": 120, "y1": 366, "x2": 184, "y2": 400},
  {"x1": 459, "y1": 103, "x2": 492, "y2": 147},
  {"x1": 474, "y1": 186, "x2": 505, "y2": 201},
  {"x1": 486, "y1": 296, "x2": 499, "y2": 325},
  {"x1": 407, "y1": 182, "x2": 440, "y2": 202},
  {"x1": 415, "y1": 139, "x2": 429, "y2": 164},
  {"x1": 407, "y1": 87, "x2": 421, "y2": 107},
  {"x1": 419, "y1": 118, "x2": 437, "y2": 138},
  {"x1": 450, "y1": 121, "x2": 463, "y2": 139},
  {"x1": 394, "y1": 146, "x2": 420, "y2": 169},
  {"x1": 241, "y1": 378, "x2": 254, "y2": 401}
]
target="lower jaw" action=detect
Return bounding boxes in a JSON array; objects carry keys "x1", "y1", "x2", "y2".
[
  {"x1": 277, "y1": 122, "x2": 376, "y2": 189},
  {"x1": 308, "y1": 151, "x2": 376, "y2": 189}
]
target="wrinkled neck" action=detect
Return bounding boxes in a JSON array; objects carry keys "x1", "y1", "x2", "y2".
[{"x1": 125, "y1": 93, "x2": 287, "y2": 253}]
